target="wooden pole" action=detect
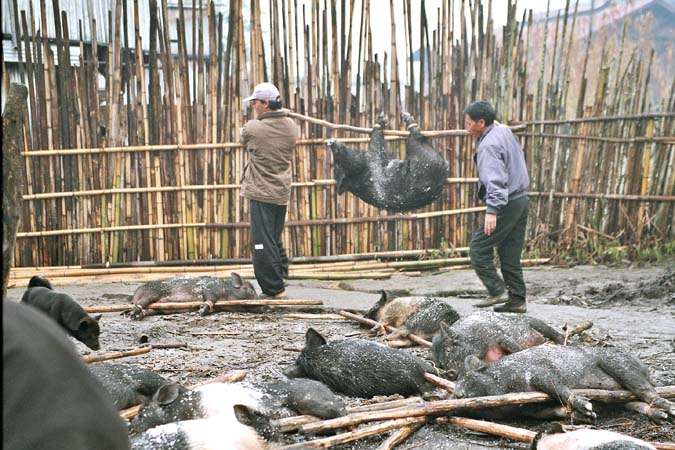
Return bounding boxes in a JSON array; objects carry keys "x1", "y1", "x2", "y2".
[
  {"x1": 85, "y1": 299, "x2": 323, "y2": 313},
  {"x1": 82, "y1": 346, "x2": 152, "y2": 364},
  {"x1": 299, "y1": 386, "x2": 675, "y2": 435}
]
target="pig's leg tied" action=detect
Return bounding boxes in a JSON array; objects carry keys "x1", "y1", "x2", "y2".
[
  {"x1": 597, "y1": 357, "x2": 674, "y2": 417},
  {"x1": 532, "y1": 377, "x2": 596, "y2": 420},
  {"x1": 624, "y1": 401, "x2": 670, "y2": 423},
  {"x1": 130, "y1": 305, "x2": 146, "y2": 320},
  {"x1": 199, "y1": 300, "x2": 215, "y2": 316}
]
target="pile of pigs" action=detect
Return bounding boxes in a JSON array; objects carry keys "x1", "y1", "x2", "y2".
[{"x1": 18, "y1": 273, "x2": 675, "y2": 450}]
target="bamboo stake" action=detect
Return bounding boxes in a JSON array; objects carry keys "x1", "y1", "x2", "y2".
[
  {"x1": 85, "y1": 299, "x2": 323, "y2": 314},
  {"x1": 82, "y1": 346, "x2": 151, "y2": 364},
  {"x1": 300, "y1": 386, "x2": 675, "y2": 435},
  {"x1": 435, "y1": 416, "x2": 535, "y2": 443},
  {"x1": 278, "y1": 417, "x2": 428, "y2": 449},
  {"x1": 376, "y1": 423, "x2": 423, "y2": 450}
]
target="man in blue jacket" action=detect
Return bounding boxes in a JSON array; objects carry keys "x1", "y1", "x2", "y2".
[{"x1": 464, "y1": 101, "x2": 530, "y2": 313}]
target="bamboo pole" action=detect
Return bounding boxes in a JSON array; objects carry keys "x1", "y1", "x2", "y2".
[
  {"x1": 85, "y1": 299, "x2": 323, "y2": 314},
  {"x1": 278, "y1": 417, "x2": 428, "y2": 450},
  {"x1": 299, "y1": 386, "x2": 675, "y2": 435},
  {"x1": 82, "y1": 346, "x2": 151, "y2": 364}
]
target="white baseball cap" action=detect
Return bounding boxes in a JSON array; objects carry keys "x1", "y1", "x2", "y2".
[{"x1": 243, "y1": 82, "x2": 281, "y2": 103}]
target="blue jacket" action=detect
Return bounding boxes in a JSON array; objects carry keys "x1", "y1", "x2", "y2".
[{"x1": 475, "y1": 123, "x2": 529, "y2": 214}]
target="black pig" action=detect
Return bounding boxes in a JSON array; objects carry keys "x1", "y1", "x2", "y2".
[
  {"x1": 89, "y1": 363, "x2": 170, "y2": 410},
  {"x1": 129, "y1": 272, "x2": 257, "y2": 320},
  {"x1": 431, "y1": 311, "x2": 564, "y2": 379},
  {"x1": 453, "y1": 344, "x2": 675, "y2": 422},
  {"x1": 329, "y1": 112, "x2": 449, "y2": 212},
  {"x1": 283, "y1": 328, "x2": 435, "y2": 398},
  {"x1": 21, "y1": 275, "x2": 102, "y2": 350},
  {"x1": 364, "y1": 291, "x2": 460, "y2": 345}
]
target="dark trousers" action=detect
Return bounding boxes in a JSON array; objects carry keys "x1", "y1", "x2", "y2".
[
  {"x1": 250, "y1": 199, "x2": 289, "y2": 296},
  {"x1": 470, "y1": 196, "x2": 529, "y2": 302}
]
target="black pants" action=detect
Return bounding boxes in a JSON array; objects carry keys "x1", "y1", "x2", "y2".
[
  {"x1": 469, "y1": 196, "x2": 529, "y2": 302},
  {"x1": 250, "y1": 199, "x2": 289, "y2": 296}
]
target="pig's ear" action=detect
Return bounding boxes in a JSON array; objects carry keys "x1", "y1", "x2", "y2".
[
  {"x1": 382, "y1": 290, "x2": 396, "y2": 303},
  {"x1": 78, "y1": 317, "x2": 98, "y2": 332},
  {"x1": 153, "y1": 383, "x2": 182, "y2": 405},
  {"x1": 463, "y1": 355, "x2": 485, "y2": 373},
  {"x1": 92, "y1": 314, "x2": 103, "y2": 322},
  {"x1": 305, "y1": 328, "x2": 327, "y2": 348},
  {"x1": 230, "y1": 272, "x2": 243, "y2": 288}
]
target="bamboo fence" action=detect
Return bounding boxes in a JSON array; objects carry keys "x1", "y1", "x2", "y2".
[{"x1": 6, "y1": 0, "x2": 675, "y2": 267}]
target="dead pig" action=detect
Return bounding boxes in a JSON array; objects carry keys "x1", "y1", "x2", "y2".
[
  {"x1": 130, "y1": 382, "x2": 266, "y2": 434},
  {"x1": 128, "y1": 272, "x2": 257, "y2": 320},
  {"x1": 130, "y1": 415, "x2": 267, "y2": 450},
  {"x1": 20, "y1": 275, "x2": 102, "y2": 350},
  {"x1": 532, "y1": 423, "x2": 656, "y2": 450},
  {"x1": 364, "y1": 291, "x2": 460, "y2": 345},
  {"x1": 261, "y1": 378, "x2": 346, "y2": 419},
  {"x1": 89, "y1": 362, "x2": 170, "y2": 410},
  {"x1": 431, "y1": 311, "x2": 564, "y2": 379},
  {"x1": 329, "y1": 112, "x2": 449, "y2": 212},
  {"x1": 452, "y1": 344, "x2": 675, "y2": 422},
  {"x1": 283, "y1": 328, "x2": 435, "y2": 398},
  {"x1": 130, "y1": 378, "x2": 344, "y2": 435}
]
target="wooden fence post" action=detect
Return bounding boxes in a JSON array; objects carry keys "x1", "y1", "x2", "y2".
[{"x1": 2, "y1": 83, "x2": 28, "y2": 296}]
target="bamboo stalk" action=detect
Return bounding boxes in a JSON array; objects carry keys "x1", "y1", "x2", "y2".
[
  {"x1": 85, "y1": 299, "x2": 323, "y2": 314},
  {"x1": 376, "y1": 423, "x2": 423, "y2": 450},
  {"x1": 299, "y1": 386, "x2": 675, "y2": 435},
  {"x1": 82, "y1": 346, "x2": 151, "y2": 364},
  {"x1": 278, "y1": 417, "x2": 428, "y2": 450}
]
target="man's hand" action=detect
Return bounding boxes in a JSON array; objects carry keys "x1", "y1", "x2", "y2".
[{"x1": 484, "y1": 213, "x2": 497, "y2": 235}]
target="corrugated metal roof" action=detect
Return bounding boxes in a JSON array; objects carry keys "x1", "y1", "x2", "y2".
[{"x1": 2, "y1": 0, "x2": 230, "y2": 58}]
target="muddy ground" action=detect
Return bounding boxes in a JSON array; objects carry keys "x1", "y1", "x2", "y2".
[{"x1": 5, "y1": 259, "x2": 675, "y2": 449}]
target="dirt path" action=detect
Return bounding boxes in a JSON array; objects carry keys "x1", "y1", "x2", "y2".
[{"x1": 5, "y1": 260, "x2": 674, "y2": 448}]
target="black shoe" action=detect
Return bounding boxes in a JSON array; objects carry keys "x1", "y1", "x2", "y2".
[
  {"x1": 474, "y1": 291, "x2": 509, "y2": 308},
  {"x1": 494, "y1": 300, "x2": 527, "y2": 313}
]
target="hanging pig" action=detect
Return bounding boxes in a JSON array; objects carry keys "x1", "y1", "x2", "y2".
[{"x1": 329, "y1": 112, "x2": 449, "y2": 212}]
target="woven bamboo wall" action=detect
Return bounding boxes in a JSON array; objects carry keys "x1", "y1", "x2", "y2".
[{"x1": 5, "y1": 0, "x2": 674, "y2": 267}]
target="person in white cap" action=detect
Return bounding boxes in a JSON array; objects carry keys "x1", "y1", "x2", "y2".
[{"x1": 240, "y1": 82, "x2": 298, "y2": 299}]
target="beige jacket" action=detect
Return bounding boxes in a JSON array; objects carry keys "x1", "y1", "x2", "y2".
[{"x1": 239, "y1": 110, "x2": 298, "y2": 205}]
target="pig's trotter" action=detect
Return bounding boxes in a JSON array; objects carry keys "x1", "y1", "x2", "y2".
[
  {"x1": 569, "y1": 395, "x2": 596, "y2": 420},
  {"x1": 369, "y1": 324, "x2": 386, "y2": 336},
  {"x1": 375, "y1": 112, "x2": 389, "y2": 129},
  {"x1": 198, "y1": 300, "x2": 215, "y2": 316},
  {"x1": 651, "y1": 398, "x2": 675, "y2": 419},
  {"x1": 129, "y1": 305, "x2": 146, "y2": 321}
]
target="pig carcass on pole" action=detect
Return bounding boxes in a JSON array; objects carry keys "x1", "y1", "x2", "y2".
[
  {"x1": 328, "y1": 113, "x2": 450, "y2": 211},
  {"x1": 338, "y1": 310, "x2": 433, "y2": 348},
  {"x1": 2, "y1": 83, "x2": 28, "y2": 298}
]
